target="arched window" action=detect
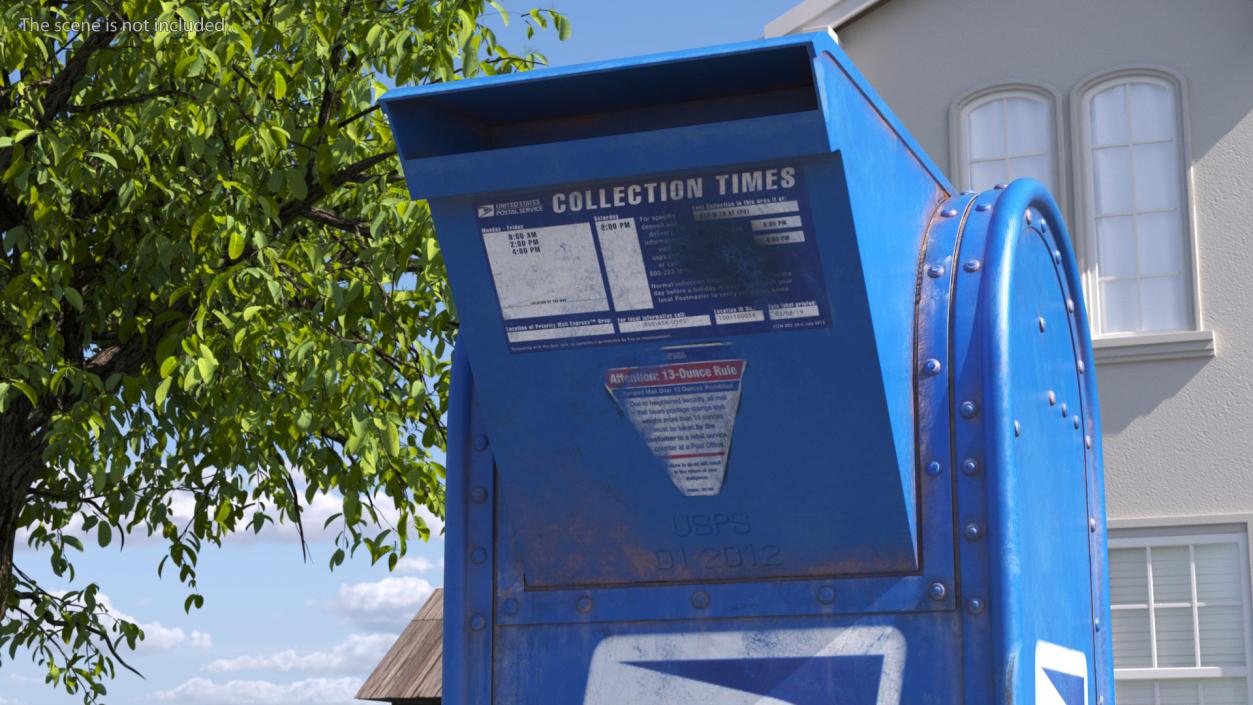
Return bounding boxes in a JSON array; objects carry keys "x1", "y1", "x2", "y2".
[
  {"x1": 955, "y1": 86, "x2": 1058, "y2": 194},
  {"x1": 1077, "y1": 72, "x2": 1195, "y2": 336}
]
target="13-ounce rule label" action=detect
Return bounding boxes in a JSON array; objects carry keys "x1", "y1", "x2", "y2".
[{"x1": 475, "y1": 161, "x2": 832, "y2": 352}]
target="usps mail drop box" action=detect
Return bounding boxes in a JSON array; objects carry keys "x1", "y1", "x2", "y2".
[{"x1": 382, "y1": 32, "x2": 1114, "y2": 705}]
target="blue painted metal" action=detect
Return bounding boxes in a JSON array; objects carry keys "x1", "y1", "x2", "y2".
[{"x1": 383, "y1": 31, "x2": 1112, "y2": 705}]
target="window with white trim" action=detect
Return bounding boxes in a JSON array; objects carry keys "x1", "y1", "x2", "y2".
[
  {"x1": 1080, "y1": 74, "x2": 1194, "y2": 336},
  {"x1": 1109, "y1": 529, "x2": 1253, "y2": 705},
  {"x1": 957, "y1": 88, "x2": 1056, "y2": 194}
]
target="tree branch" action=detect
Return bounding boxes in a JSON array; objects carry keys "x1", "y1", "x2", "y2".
[
  {"x1": 302, "y1": 207, "x2": 367, "y2": 234},
  {"x1": 67, "y1": 89, "x2": 187, "y2": 114},
  {"x1": 277, "y1": 151, "x2": 395, "y2": 226},
  {"x1": 36, "y1": 14, "x2": 123, "y2": 129}
]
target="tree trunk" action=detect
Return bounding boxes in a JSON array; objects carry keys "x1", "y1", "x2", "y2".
[{"x1": 0, "y1": 412, "x2": 41, "y2": 616}]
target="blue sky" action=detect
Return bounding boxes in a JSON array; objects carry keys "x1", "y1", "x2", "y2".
[{"x1": 3, "y1": 2, "x2": 801, "y2": 704}]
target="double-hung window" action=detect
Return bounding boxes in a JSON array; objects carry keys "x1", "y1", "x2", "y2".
[{"x1": 1110, "y1": 529, "x2": 1253, "y2": 705}]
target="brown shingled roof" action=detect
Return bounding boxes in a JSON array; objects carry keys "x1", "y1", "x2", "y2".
[{"x1": 356, "y1": 588, "x2": 443, "y2": 703}]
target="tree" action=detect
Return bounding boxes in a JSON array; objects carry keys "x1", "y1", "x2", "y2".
[{"x1": 0, "y1": 1, "x2": 567, "y2": 701}]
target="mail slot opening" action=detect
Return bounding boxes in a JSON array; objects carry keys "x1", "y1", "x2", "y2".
[{"x1": 386, "y1": 43, "x2": 818, "y2": 160}]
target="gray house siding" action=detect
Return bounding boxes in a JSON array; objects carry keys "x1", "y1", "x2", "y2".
[{"x1": 771, "y1": 0, "x2": 1253, "y2": 525}]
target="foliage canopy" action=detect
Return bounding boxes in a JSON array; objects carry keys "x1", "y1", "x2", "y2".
[{"x1": 0, "y1": 0, "x2": 564, "y2": 700}]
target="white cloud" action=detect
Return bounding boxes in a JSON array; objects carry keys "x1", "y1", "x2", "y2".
[
  {"x1": 94, "y1": 594, "x2": 213, "y2": 653},
  {"x1": 5, "y1": 672, "x2": 40, "y2": 685},
  {"x1": 204, "y1": 633, "x2": 397, "y2": 675},
  {"x1": 328, "y1": 576, "x2": 434, "y2": 629},
  {"x1": 394, "y1": 555, "x2": 440, "y2": 574},
  {"x1": 153, "y1": 676, "x2": 362, "y2": 704}
]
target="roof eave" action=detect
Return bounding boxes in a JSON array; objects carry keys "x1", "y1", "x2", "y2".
[{"x1": 765, "y1": 0, "x2": 889, "y2": 37}]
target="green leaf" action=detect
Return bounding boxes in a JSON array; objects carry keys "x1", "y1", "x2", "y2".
[
  {"x1": 154, "y1": 377, "x2": 173, "y2": 407},
  {"x1": 9, "y1": 380, "x2": 37, "y2": 405},
  {"x1": 62, "y1": 287, "x2": 84, "y2": 312},
  {"x1": 159, "y1": 356, "x2": 179, "y2": 378},
  {"x1": 196, "y1": 352, "x2": 217, "y2": 382},
  {"x1": 272, "y1": 71, "x2": 287, "y2": 101},
  {"x1": 96, "y1": 523, "x2": 112, "y2": 548},
  {"x1": 176, "y1": 6, "x2": 200, "y2": 25},
  {"x1": 228, "y1": 230, "x2": 246, "y2": 260},
  {"x1": 88, "y1": 152, "x2": 118, "y2": 169},
  {"x1": 383, "y1": 424, "x2": 400, "y2": 457}
]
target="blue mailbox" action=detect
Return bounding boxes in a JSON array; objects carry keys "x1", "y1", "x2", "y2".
[{"x1": 381, "y1": 32, "x2": 1113, "y2": 705}]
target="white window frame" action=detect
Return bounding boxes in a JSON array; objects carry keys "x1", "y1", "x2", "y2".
[
  {"x1": 1071, "y1": 67, "x2": 1212, "y2": 363},
  {"x1": 1108, "y1": 517, "x2": 1253, "y2": 705},
  {"x1": 950, "y1": 81, "x2": 1066, "y2": 207}
]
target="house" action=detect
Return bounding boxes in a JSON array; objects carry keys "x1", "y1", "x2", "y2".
[
  {"x1": 357, "y1": 589, "x2": 443, "y2": 705},
  {"x1": 768, "y1": 1, "x2": 1253, "y2": 704}
]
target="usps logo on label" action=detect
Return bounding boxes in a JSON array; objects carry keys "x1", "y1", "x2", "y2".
[
  {"x1": 477, "y1": 204, "x2": 495, "y2": 218},
  {"x1": 583, "y1": 625, "x2": 905, "y2": 705},
  {"x1": 1035, "y1": 641, "x2": 1088, "y2": 705}
]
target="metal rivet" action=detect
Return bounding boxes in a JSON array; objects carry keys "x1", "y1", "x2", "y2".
[
  {"x1": 470, "y1": 613, "x2": 486, "y2": 631},
  {"x1": 961, "y1": 458, "x2": 979, "y2": 476},
  {"x1": 471, "y1": 487, "x2": 488, "y2": 504},
  {"x1": 690, "y1": 591, "x2": 710, "y2": 609},
  {"x1": 1077, "y1": 360, "x2": 1086, "y2": 373},
  {"x1": 1085, "y1": 435, "x2": 1093, "y2": 449},
  {"x1": 576, "y1": 596, "x2": 593, "y2": 614},
  {"x1": 470, "y1": 546, "x2": 487, "y2": 564},
  {"x1": 1089, "y1": 517, "x2": 1097, "y2": 533},
  {"x1": 1014, "y1": 420, "x2": 1022, "y2": 437},
  {"x1": 960, "y1": 190, "x2": 976, "y2": 196},
  {"x1": 1099, "y1": 696, "x2": 1105, "y2": 705},
  {"x1": 964, "y1": 523, "x2": 984, "y2": 541},
  {"x1": 926, "y1": 264, "x2": 945, "y2": 278},
  {"x1": 975, "y1": 203, "x2": 992, "y2": 212},
  {"x1": 1061, "y1": 403, "x2": 1068, "y2": 417},
  {"x1": 926, "y1": 460, "x2": 943, "y2": 477},
  {"x1": 1025, "y1": 209, "x2": 1033, "y2": 224},
  {"x1": 1052, "y1": 249, "x2": 1062, "y2": 264},
  {"x1": 967, "y1": 597, "x2": 986, "y2": 615},
  {"x1": 502, "y1": 599, "x2": 519, "y2": 616},
  {"x1": 941, "y1": 208, "x2": 958, "y2": 218},
  {"x1": 963, "y1": 259, "x2": 982, "y2": 273},
  {"x1": 960, "y1": 400, "x2": 979, "y2": 419},
  {"x1": 923, "y1": 358, "x2": 942, "y2": 376},
  {"x1": 817, "y1": 586, "x2": 836, "y2": 605},
  {"x1": 474, "y1": 434, "x2": 490, "y2": 451},
  {"x1": 1067, "y1": 298, "x2": 1075, "y2": 313},
  {"x1": 1038, "y1": 317, "x2": 1046, "y2": 332},
  {"x1": 1095, "y1": 619, "x2": 1101, "y2": 632},
  {"x1": 994, "y1": 183, "x2": 1008, "y2": 190},
  {"x1": 928, "y1": 582, "x2": 947, "y2": 601},
  {"x1": 1048, "y1": 390, "x2": 1056, "y2": 406},
  {"x1": 1074, "y1": 416, "x2": 1081, "y2": 429},
  {"x1": 1040, "y1": 218, "x2": 1049, "y2": 232}
]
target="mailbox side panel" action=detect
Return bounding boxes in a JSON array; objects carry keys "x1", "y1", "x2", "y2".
[
  {"x1": 977, "y1": 181, "x2": 1114, "y2": 705},
  {"x1": 813, "y1": 45, "x2": 950, "y2": 534}
]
